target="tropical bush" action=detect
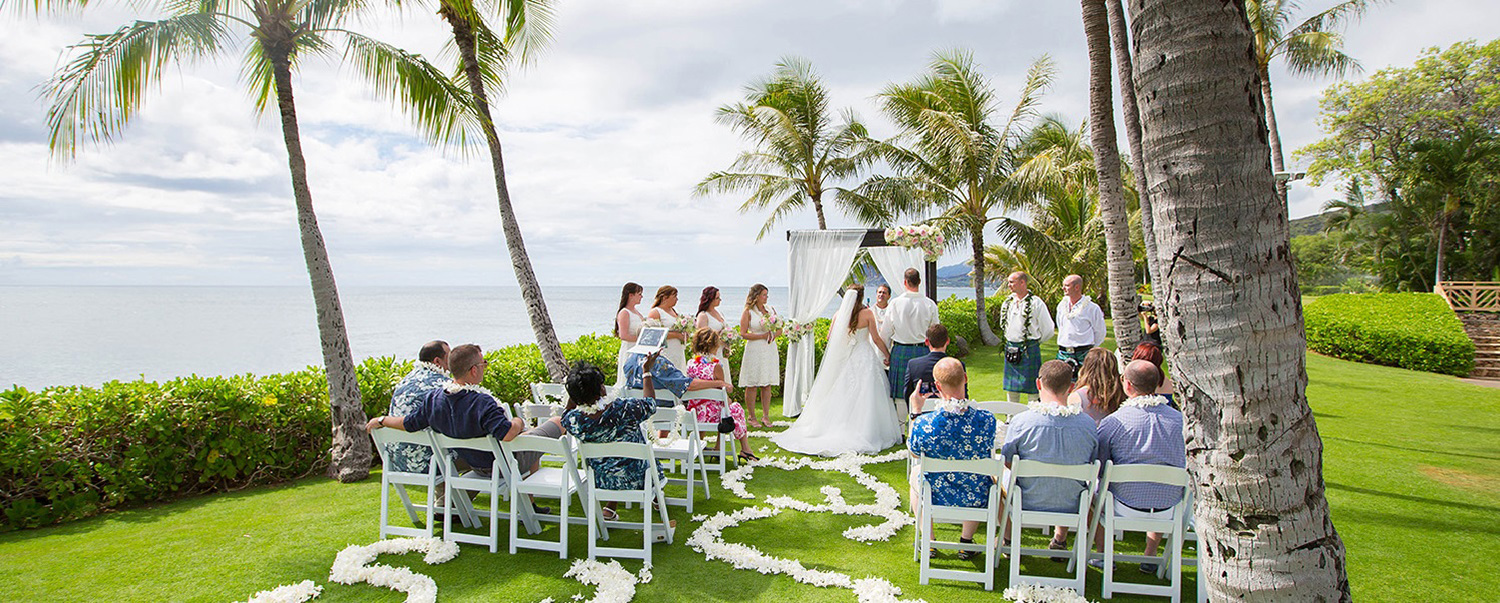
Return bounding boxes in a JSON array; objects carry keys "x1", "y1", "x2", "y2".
[
  {"x1": 0, "y1": 335, "x2": 618, "y2": 532},
  {"x1": 937, "y1": 294, "x2": 1007, "y2": 346},
  {"x1": 1304, "y1": 293, "x2": 1474, "y2": 376}
]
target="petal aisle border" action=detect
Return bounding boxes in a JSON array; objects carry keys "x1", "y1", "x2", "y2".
[
  {"x1": 327, "y1": 537, "x2": 460, "y2": 603},
  {"x1": 553, "y1": 559, "x2": 654, "y2": 603},
  {"x1": 242, "y1": 580, "x2": 322, "y2": 603}
]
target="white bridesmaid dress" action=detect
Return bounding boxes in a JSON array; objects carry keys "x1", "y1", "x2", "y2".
[
  {"x1": 699, "y1": 310, "x2": 735, "y2": 387},
  {"x1": 646, "y1": 307, "x2": 689, "y2": 374},
  {"x1": 739, "y1": 308, "x2": 781, "y2": 388},
  {"x1": 616, "y1": 310, "x2": 643, "y2": 385}
]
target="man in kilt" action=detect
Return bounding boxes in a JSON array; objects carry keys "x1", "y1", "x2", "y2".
[
  {"x1": 1000, "y1": 271, "x2": 1055, "y2": 403},
  {"x1": 886, "y1": 268, "x2": 939, "y2": 423},
  {"x1": 1054, "y1": 274, "x2": 1106, "y2": 380}
]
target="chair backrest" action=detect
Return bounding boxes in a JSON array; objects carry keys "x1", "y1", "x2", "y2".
[
  {"x1": 370, "y1": 428, "x2": 438, "y2": 471},
  {"x1": 520, "y1": 403, "x2": 563, "y2": 424},
  {"x1": 647, "y1": 407, "x2": 697, "y2": 437},
  {"x1": 506, "y1": 433, "x2": 572, "y2": 457},
  {"x1": 1100, "y1": 461, "x2": 1189, "y2": 488},
  {"x1": 431, "y1": 433, "x2": 510, "y2": 478},
  {"x1": 530, "y1": 382, "x2": 569, "y2": 406},
  {"x1": 579, "y1": 440, "x2": 656, "y2": 463},
  {"x1": 1008, "y1": 458, "x2": 1100, "y2": 482},
  {"x1": 686, "y1": 387, "x2": 729, "y2": 403},
  {"x1": 920, "y1": 455, "x2": 1004, "y2": 479},
  {"x1": 974, "y1": 400, "x2": 1030, "y2": 420}
]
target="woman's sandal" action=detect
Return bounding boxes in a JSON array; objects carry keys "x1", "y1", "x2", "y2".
[
  {"x1": 600, "y1": 507, "x2": 619, "y2": 521},
  {"x1": 738, "y1": 451, "x2": 760, "y2": 462}
]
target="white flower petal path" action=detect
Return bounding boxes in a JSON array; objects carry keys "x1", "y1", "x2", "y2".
[
  {"x1": 242, "y1": 580, "x2": 322, "y2": 603},
  {"x1": 327, "y1": 537, "x2": 460, "y2": 603}
]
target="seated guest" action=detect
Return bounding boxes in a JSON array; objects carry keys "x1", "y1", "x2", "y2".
[
  {"x1": 903, "y1": 324, "x2": 967, "y2": 415},
  {"x1": 1093, "y1": 359, "x2": 1187, "y2": 572},
  {"x1": 908, "y1": 358, "x2": 997, "y2": 559},
  {"x1": 681, "y1": 329, "x2": 758, "y2": 461},
  {"x1": 560, "y1": 358, "x2": 671, "y2": 526},
  {"x1": 1002, "y1": 360, "x2": 1099, "y2": 551},
  {"x1": 621, "y1": 348, "x2": 729, "y2": 404},
  {"x1": 1130, "y1": 341, "x2": 1177, "y2": 405},
  {"x1": 1070, "y1": 347, "x2": 1126, "y2": 424},
  {"x1": 383, "y1": 340, "x2": 451, "y2": 473},
  {"x1": 365, "y1": 344, "x2": 564, "y2": 482}
]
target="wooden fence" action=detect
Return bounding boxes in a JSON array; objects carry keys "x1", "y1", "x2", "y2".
[{"x1": 1435, "y1": 281, "x2": 1500, "y2": 312}]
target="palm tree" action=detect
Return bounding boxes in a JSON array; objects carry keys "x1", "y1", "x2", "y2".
[
  {"x1": 1247, "y1": 0, "x2": 1384, "y2": 194},
  {"x1": 1321, "y1": 180, "x2": 1366, "y2": 233},
  {"x1": 1105, "y1": 0, "x2": 1166, "y2": 289},
  {"x1": 870, "y1": 51, "x2": 1055, "y2": 346},
  {"x1": 418, "y1": 0, "x2": 571, "y2": 380},
  {"x1": 1403, "y1": 131, "x2": 1500, "y2": 284},
  {"x1": 1132, "y1": 0, "x2": 1349, "y2": 598},
  {"x1": 696, "y1": 57, "x2": 885, "y2": 239},
  {"x1": 40, "y1": 0, "x2": 476, "y2": 481},
  {"x1": 1080, "y1": 0, "x2": 1144, "y2": 348}
]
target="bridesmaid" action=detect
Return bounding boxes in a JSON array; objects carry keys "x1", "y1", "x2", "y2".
[
  {"x1": 614, "y1": 282, "x2": 645, "y2": 385},
  {"x1": 646, "y1": 285, "x2": 689, "y2": 372},
  {"x1": 694, "y1": 286, "x2": 735, "y2": 388},
  {"x1": 738, "y1": 283, "x2": 780, "y2": 427}
]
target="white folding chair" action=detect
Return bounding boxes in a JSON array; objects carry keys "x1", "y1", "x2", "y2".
[
  {"x1": 974, "y1": 400, "x2": 1029, "y2": 422},
  {"x1": 531, "y1": 382, "x2": 569, "y2": 406},
  {"x1": 647, "y1": 406, "x2": 712, "y2": 512},
  {"x1": 502, "y1": 435, "x2": 595, "y2": 558},
  {"x1": 684, "y1": 388, "x2": 740, "y2": 473},
  {"x1": 579, "y1": 441, "x2": 674, "y2": 564},
  {"x1": 620, "y1": 387, "x2": 682, "y2": 407},
  {"x1": 914, "y1": 456, "x2": 1006, "y2": 590},
  {"x1": 1003, "y1": 458, "x2": 1100, "y2": 594},
  {"x1": 1180, "y1": 489, "x2": 1207, "y2": 603},
  {"x1": 431, "y1": 434, "x2": 533, "y2": 552},
  {"x1": 370, "y1": 428, "x2": 474, "y2": 538},
  {"x1": 1082, "y1": 462, "x2": 1190, "y2": 601}
]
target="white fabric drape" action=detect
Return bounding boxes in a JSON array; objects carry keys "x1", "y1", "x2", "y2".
[
  {"x1": 867, "y1": 246, "x2": 923, "y2": 292},
  {"x1": 782, "y1": 230, "x2": 864, "y2": 416}
]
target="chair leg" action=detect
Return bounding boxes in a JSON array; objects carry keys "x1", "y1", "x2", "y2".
[
  {"x1": 1103, "y1": 514, "x2": 1115, "y2": 599},
  {"x1": 379, "y1": 478, "x2": 392, "y2": 540},
  {"x1": 985, "y1": 511, "x2": 998, "y2": 591},
  {"x1": 918, "y1": 512, "x2": 931, "y2": 585},
  {"x1": 508, "y1": 483, "x2": 520, "y2": 555},
  {"x1": 586, "y1": 487, "x2": 599, "y2": 561},
  {"x1": 1008, "y1": 508, "x2": 1023, "y2": 588},
  {"x1": 559, "y1": 490, "x2": 570, "y2": 559}
]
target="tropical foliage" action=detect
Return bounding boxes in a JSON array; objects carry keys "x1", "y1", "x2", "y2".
[{"x1": 1304, "y1": 293, "x2": 1474, "y2": 376}]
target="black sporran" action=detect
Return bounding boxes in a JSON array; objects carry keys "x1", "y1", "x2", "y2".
[{"x1": 1004, "y1": 345, "x2": 1025, "y2": 364}]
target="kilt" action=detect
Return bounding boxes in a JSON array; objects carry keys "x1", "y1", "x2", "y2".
[
  {"x1": 1056, "y1": 345, "x2": 1093, "y2": 379},
  {"x1": 888, "y1": 343, "x2": 927, "y2": 398},
  {"x1": 1003, "y1": 340, "x2": 1043, "y2": 394}
]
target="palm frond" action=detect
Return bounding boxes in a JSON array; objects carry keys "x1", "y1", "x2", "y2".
[{"x1": 341, "y1": 31, "x2": 482, "y2": 150}]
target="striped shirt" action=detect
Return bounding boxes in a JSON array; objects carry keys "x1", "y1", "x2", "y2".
[{"x1": 1096, "y1": 403, "x2": 1186, "y2": 510}]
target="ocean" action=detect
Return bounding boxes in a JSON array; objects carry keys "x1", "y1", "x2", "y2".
[{"x1": 0, "y1": 285, "x2": 986, "y2": 389}]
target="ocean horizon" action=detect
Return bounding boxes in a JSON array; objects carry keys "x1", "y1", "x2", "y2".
[{"x1": 0, "y1": 284, "x2": 991, "y2": 389}]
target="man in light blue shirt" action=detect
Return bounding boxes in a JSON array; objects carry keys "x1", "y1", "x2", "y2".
[
  {"x1": 1093, "y1": 359, "x2": 1186, "y2": 568},
  {"x1": 1002, "y1": 359, "x2": 1098, "y2": 550}
]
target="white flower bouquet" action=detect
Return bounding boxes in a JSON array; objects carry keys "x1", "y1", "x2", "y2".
[{"x1": 884, "y1": 224, "x2": 947, "y2": 261}]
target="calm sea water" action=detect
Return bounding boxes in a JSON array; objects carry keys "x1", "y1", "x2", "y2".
[{"x1": 0, "y1": 285, "x2": 983, "y2": 389}]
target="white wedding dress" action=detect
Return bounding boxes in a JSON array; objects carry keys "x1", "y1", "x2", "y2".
[{"x1": 773, "y1": 290, "x2": 903, "y2": 457}]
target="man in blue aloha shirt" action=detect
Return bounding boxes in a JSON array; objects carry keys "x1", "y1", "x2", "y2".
[
  {"x1": 382, "y1": 340, "x2": 451, "y2": 473},
  {"x1": 908, "y1": 357, "x2": 997, "y2": 558}
]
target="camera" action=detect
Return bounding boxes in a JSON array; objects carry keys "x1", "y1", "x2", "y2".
[{"x1": 1138, "y1": 301, "x2": 1155, "y2": 313}]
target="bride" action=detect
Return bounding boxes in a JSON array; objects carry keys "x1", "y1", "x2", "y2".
[{"x1": 773, "y1": 285, "x2": 904, "y2": 456}]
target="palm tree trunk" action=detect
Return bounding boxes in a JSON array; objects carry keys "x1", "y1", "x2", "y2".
[
  {"x1": 1082, "y1": 0, "x2": 1144, "y2": 349},
  {"x1": 1132, "y1": 1, "x2": 1350, "y2": 600},
  {"x1": 267, "y1": 46, "x2": 369, "y2": 482},
  {"x1": 1106, "y1": 0, "x2": 1165, "y2": 290},
  {"x1": 972, "y1": 228, "x2": 1001, "y2": 346},
  {"x1": 812, "y1": 190, "x2": 828, "y2": 229},
  {"x1": 1261, "y1": 66, "x2": 1289, "y2": 202},
  {"x1": 442, "y1": 5, "x2": 569, "y2": 381},
  {"x1": 1435, "y1": 207, "x2": 1450, "y2": 285}
]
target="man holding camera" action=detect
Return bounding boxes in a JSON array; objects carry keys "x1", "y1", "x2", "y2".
[{"x1": 1054, "y1": 274, "x2": 1106, "y2": 380}]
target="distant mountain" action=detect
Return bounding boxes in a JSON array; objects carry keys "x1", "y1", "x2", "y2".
[
  {"x1": 862, "y1": 263, "x2": 974, "y2": 287},
  {"x1": 1288, "y1": 201, "x2": 1389, "y2": 238}
]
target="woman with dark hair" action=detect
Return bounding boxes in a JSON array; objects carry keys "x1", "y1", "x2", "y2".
[
  {"x1": 614, "y1": 282, "x2": 645, "y2": 385},
  {"x1": 560, "y1": 358, "x2": 666, "y2": 522},
  {"x1": 1070, "y1": 347, "x2": 1126, "y2": 424},
  {"x1": 1130, "y1": 341, "x2": 1177, "y2": 404},
  {"x1": 682, "y1": 328, "x2": 758, "y2": 461},
  {"x1": 738, "y1": 284, "x2": 780, "y2": 427},
  {"x1": 646, "y1": 285, "x2": 689, "y2": 372},
  {"x1": 693, "y1": 286, "x2": 735, "y2": 388}
]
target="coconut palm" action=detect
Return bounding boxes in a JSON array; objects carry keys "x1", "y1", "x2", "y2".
[
  {"x1": 1321, "y1": 180, "x2": 1366, "y2": 233},
  {"x1": 868, "y1": 51, "x2": 1055, "y2": 346},
  {"x1": 40, "y1": 0, "x2": 478, "y2": 481},
  {"x1": 1104, "y1": 0, "x2": 1165, "y2": 289},
  {"x1": 1248, "y1": 0, "x2": 1384, "y2": 194},
  {"x1": 697, "y1": 57, "x2": 885, "y2": 239},
  {"x1": 1403, "y1": 131, "x2": 1500, "y2": 284},
  {"x1": 1132, "y1": 0, "x2": 1349, "y2": 598}
]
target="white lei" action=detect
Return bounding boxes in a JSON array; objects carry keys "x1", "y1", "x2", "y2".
[
  {"x1": 443, "y1": 381, "x2": 499, "y2": 403},
  {"x1": 1122, "y1": 394, "x2": 1171, "y2": 408},
  {"x1": 936, "y1": 397, "x2": 972, "y2": 414},
  {"x1": 1027, "y1": 400, "x2": 1083, "y2": 416},
  {"x1": 416, "y1": 361, "x2": 449, "y2": 377},
  {"x1": 1061, "y1": 295, "x2": 1091, "y2": 320}
]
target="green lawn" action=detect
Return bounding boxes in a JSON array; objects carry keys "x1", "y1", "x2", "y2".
[{"x1": 2, "y1": 346, "x2": 1497, "y2": 602}]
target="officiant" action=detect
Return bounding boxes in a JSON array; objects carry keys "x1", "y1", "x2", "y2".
[{"x1": 886, "y1": 268, "x2": 939, "y2": 419}]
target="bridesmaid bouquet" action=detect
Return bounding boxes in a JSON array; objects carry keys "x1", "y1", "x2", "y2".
[
  {"x1": 721, "y1": 326, "x2": 743, "y2": 346},
  {"x1": 673, "y1": 315, "x2": 697, "y2": 334}
]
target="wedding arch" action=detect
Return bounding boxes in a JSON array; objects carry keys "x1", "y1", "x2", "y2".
[{"x1": 781, "y1": 228, "x2": 938, "y2": 416}]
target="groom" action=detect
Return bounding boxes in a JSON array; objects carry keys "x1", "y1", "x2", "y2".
[{"x1": 886, "y1": 268, "x2": 939, "y2": 422}]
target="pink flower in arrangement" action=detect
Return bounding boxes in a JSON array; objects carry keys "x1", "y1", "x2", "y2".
[{"x1": 884, "y1": 224, "x2": 945, "y2": 261}]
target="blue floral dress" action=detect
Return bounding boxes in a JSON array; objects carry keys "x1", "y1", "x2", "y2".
[
  {"x1": 909, "y1": 406, "x2": 997, "y2": 508},
  {"x1": 562, "y1": 397, "x2": 664, "y2": 491},
  {"x1": 384, "y1": 364, "x2": 450, "y2": 473}
]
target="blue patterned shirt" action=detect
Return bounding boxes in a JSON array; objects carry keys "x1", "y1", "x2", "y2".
[
  {"x1": 1096, "y1": 403, "x2": 1186, "y2": 510},
  {"x1": 562, "y1": 397, "x2": 664, "y2": 491},
  {"x1": 384, "y1": 364, "x2": 450, "y2": 473},
  {"x1": 622, "y1": 353, "x2": 693, "y2": 399},
  {"x1": 909, "y1": 407, "x2": 998, "y2": 508},
  {"x1": 1001, "y1": 407, "x2": 1098, "y2": 512}
]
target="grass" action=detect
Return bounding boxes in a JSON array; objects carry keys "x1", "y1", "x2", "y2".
[{"x1": 2, "y1": 345, "x2": 1498, "y2": 602}]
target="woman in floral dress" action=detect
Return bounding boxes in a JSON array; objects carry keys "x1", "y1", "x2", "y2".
[
  {"x1": 738, "y1": 283, "x2": 780, "y2": 427},
  {"x1": 560, "y1": 359, "x2": 665, "y2": 522},
  {"x1": 682, "y1": 328, "x2": 758, "y2": 461}
]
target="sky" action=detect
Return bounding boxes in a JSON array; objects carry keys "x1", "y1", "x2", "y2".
[{"x1": 0, "y1": 0, "x2": 1494, "y2": 288}]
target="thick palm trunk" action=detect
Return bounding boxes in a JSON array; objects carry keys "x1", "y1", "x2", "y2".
[
  {"x1": 267, "y1": 47, "x2": 369, "y2": 482},
  {"x1": 811, "y1": 190, "x2": 828, "y2": 229},
  {"x1": 1106, "y1": 0, "x2": 1165, "y2": 290},
  {"x1": 1082, "y1": 0, "x2": 1144, "y2": 349},
  {"x1": 972, "y1": 229, "x2": 1000, "y2": 346},
  {"x1": 443, "y1": 6, "x2": 568, "y2": 381},
  {"x1": 1261, "y1": 67, "x2": 1289, "y2": 201},
  {"x1": 1131, "y1": 0, "x2": 1350, "y2": 600}
]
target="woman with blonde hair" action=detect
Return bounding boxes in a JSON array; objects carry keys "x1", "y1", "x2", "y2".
[
  {"x1": 738, "y1": 284, "x2": 780, "y2": 427},
  {"x1": 645, "y1": 285, "x2": 689, "y2": 371},
  {"x1": 1069, "y1": 347, "x2": 1126, "y2": 424}
]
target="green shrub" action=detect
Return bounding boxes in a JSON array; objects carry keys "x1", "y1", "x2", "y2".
[
  {"x1": 0, "y1": 333, "x2": 621, "y2": 532},
  {"x1": 1304, "y1": 293, "x2": 1474, "y2": 376},
  {"x1": 938, "y1": 294, "x2": 1006, "y2": 345}
]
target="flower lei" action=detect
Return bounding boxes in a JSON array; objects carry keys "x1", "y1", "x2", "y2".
[
  {"x1": 444, "y1": 381, "x2": 499, "y2": 401},
  {"x1": 1123, "y1": 394, "x2": 1171, "y2": 408},
  {"x1": 1027, "y1": 400, "x2": 1083, "y2": 416},
  {"x1": 415, "y1": 361, "x2": 449, "y2": 377},
  {"x1": 1061, "y1": 294, "x2": 1090, "y2": 320},
  {"x1": 1000, "y1": 293, "x2": 1037, "y2": 341},
  {"x1": 936, "y1": 397, "x2": 972, "y2": 414},
  {"x1": 884, "y1": 224, "x2": 946, "y2": 261}
]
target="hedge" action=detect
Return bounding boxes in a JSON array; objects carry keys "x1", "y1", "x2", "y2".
[
  {"x1": 0, "y1": 334, "x2": 618, "y2": 532},
  {"x1": 1304, "y1": 293, "x2": 1474, "y2": 376},
  {"x1": 937, "y1": 294, "x2": 1009, "y2": 346}
]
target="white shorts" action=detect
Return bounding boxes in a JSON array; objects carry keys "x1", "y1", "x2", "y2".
[{"x1": 1113, "y1": 499, "x2": 1174, "y2": 520}]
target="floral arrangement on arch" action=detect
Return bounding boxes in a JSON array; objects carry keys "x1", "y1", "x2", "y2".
[
  {"x1": 780, "y1": 319, "x2": 816, "y2": 342},
  {"x1": 884, "y1": 224, "x2": 946, "y2": 261}
]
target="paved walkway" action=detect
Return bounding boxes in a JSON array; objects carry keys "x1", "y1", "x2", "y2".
[{"x1": 1460, "y1": 377, "x2": 1500, "y2": 390}]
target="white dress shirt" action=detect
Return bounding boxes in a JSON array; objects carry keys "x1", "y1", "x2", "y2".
[
  {"x1": 872, "y1": 303, "x2": 894, "y2": 343},
  {"x1": 1001, "y1": 293, "x2": 1055, "y2": 342},
  {"x1": 886, "y1": 290, "x2": 939, "y2": 345},
  {"x1": 1055, "y1": 294, "x2": 1107, "y2": 348}
]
